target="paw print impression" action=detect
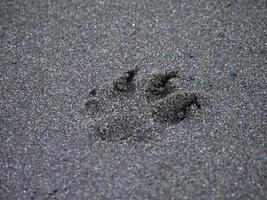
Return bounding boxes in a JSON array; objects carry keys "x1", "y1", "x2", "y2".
[
  {"x1": 112, "y1": 68, "x2": 138, "y2": 93},
  {"x1": 84, "y1": 69, "x2": 201, "y2": 142}
]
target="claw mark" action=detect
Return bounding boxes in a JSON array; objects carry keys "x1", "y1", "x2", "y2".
[
  {"x1": 112, "y1": 68, "x2": 139, "y2": 93},
  {"x1": 43, "y1": 189, "x2": 59, "y2": 200},
  {"x1": 145, "y1": 71, "x2": 178, "y2": 100},
  {"x1": 89, "y1": 88, "x2": 97, "y2": 96}
]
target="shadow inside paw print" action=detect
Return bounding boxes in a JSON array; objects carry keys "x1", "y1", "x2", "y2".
[
  {"x1": 145, "y1": 70, "x2": 178, "y2": 101},
  {"x1": 96, "y1": 112, "x2": 155, "y2": 142},
  {"x1": 150, "y1": 92, "x2": 200, "y2": 123},
  {"x1": 84, "y1": 69, "x2": 201, "y2": 142},
  {"x1": 111, "y1": 68, "x2": 138, "y2": 93}
]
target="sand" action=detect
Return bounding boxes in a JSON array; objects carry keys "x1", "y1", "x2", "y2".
[{"x1": 1, "y1": 0, "x2": 266, "y2": 199}]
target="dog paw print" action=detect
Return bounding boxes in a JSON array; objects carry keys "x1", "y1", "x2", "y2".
[{"x1": 84, "y1": 69, "x2": 201, "y2": 142}]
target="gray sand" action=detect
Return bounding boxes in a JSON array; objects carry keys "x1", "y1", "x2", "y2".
[{"x1": 1, "y1": 0, "x2": 266, "y2": 199}]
